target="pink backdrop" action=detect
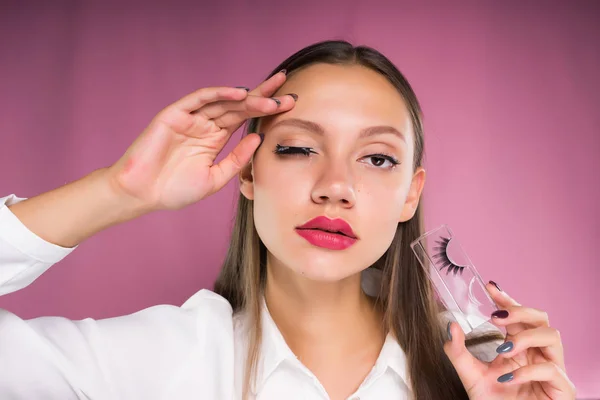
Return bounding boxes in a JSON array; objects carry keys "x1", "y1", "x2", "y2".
[{"x1": 1, "y1": 1, "x2": 598, "y2": 397}]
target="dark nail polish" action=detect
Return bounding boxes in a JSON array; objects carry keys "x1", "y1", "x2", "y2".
[
  {"x1": 287, "y1": 93, "x2": 298, "y2": 101},
  {"x1": 497, "y1": 372, "x2": 514, "y2": 383},
  {"x1": 446, "y1": 322, "x2": 452, "y2": 341},
  {"x1": 489, "y1": 280, "x2": 502, "y2": 292},
  {"x1": 258, "y1": 133, "x2": 265, "y2": 145},
  {"x1": 279, "y1": 69, "x2": 287, "y2": 75},
  {"x1": 235, "y1": 86, "x2": 250, "y2": 91},
  {"x1": 496, "y1": 341, "x2": 514, "y2": 354},
  {"x1": 492, "y1": 310, "x2": 509, "y2": 319},
  {"x1": 271, "y1": 98, "x2": 281, "y2": 106}
]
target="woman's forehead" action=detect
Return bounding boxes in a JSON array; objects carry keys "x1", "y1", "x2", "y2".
[{"x1": 267, "y1": 64, "x2": 413, "y2": 138}]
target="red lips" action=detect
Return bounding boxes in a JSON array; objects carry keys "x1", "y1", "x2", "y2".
[{"x1": 296, "y1": 216, "x2": 358, "y2": 239}]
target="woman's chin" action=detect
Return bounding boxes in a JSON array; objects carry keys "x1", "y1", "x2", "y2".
[
  {"x1": 264, "y1": 242, "x2": 372, "y2": 283},
  {"x1": 289, "y1": 263, "x2": 361, "y2": 283}
]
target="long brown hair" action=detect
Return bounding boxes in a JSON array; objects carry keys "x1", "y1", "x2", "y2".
[{"x1": 214, "y1": 40, "x2": 498, "y2": 399}]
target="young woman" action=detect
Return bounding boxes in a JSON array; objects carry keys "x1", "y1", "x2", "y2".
[{"x1": 0, "y1": 40, "x2": 575, "y2": 399}]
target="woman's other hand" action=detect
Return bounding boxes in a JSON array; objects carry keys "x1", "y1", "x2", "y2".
[{"x1": 444, "y1": 282, "x2": 576, "y2": 400}]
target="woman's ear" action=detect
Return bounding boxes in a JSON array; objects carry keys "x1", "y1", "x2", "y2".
[
  {"x1": 399, "y1": 167, "x2": 426, "y2": 222},
  {"x1": 239, "y1": 161, "x2": 255, "y2": 200}
]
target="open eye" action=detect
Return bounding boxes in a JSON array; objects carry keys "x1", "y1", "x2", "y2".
[{"x1": 362, "y1": 154, "x2": 400, "y2": 169}]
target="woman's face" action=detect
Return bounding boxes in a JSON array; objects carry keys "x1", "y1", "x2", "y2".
[{"x1": 241, "y1": 63, "x2": 425, "y2": 282}]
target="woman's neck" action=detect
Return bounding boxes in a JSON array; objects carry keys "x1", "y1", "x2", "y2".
[{"x1": 263, "y1": 259, "x2": 385, "y2": 361}]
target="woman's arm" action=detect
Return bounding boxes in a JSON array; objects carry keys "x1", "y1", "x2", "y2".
[
  {"x1": 0, "y1": 194, "x2": 74, "y2": 295},
  {"x1": 0, "y1": 192, "x2": 235, "y2": 399},
  {"x1": 7, "y1": 167, "x2": 149, "y2": 249},
  {"x1": 6, "y1": 73, "x2": 296, "y2": 251},
  {"x1": 0, "y1": 77, "x2": 293, "y2": 397}
]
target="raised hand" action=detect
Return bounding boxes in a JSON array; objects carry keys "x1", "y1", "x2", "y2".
[{"x1": 107, "y1": 71, "x2": 295, "y2": 211}]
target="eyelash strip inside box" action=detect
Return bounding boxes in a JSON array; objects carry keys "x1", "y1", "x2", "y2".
[{"x1": 410, "y1": 224, "x2": 498, "y2": 335}]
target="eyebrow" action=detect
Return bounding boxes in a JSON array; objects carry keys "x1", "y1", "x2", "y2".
[{"x1": 269, "y1": 118, "x2": 406, "y2": 143}]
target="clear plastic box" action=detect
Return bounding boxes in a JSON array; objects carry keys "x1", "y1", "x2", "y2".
[{"x1": 410, "y1": 224, "x2": 498, "y2": 335}]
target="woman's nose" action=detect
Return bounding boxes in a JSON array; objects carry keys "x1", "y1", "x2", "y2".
[{"x1": 310, "y1": 162, "x2": 356, "y2": 207}]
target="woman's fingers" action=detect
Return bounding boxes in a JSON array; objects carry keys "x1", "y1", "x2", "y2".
[
  {"x1": 208, "y1": 133, "x2": 262, "y2": 195},
  {"x1": 198, "y1": 93, "x2": 297, "y2": 127},
  {"x1": 197, "y1": 95, "x2": 279, "y2": 120},
  {"x1": 250, "y1": 69, "x2": 288, "y2": 97},
  {"x1": 491, "y1": 305, "x2": 550, "y2": 329},
  {"x1": 496, "y1": 362, "x2": 576, "y2": 399},
  {"x1": 487, "y1": 281, "x2": 521, "y2": 308},
  {"x1": 443, "y1": 322, "x2": 486, "y2": 393},
  {"x1": 194, "y1": 70, "x2": 293, "y2": 134},
  {"x1": 170, "y1": 68, "x2": 287, "y2": 115},
  {"x1": 486, "y1": 281, "x2": 529, "y2": 336},
  {"x1": 174, "y1": 86, "x2": 250, "y2": 113},
  {"x1": 495, "y1": 327, "x2": 565, "y2": 371},
  {"x1": 215, "y1": 94, "x2": 296, "y2": 130}
]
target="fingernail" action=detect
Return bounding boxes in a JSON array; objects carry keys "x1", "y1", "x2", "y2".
[
  {"x1": 497, "y1": 372, "x2": 514, "y2": 383},
  {"x1": 258, "y1": 133, "x2": 265, "y2": 145},
  {"x1": 271, "y1": 98, "x2": 281, "y2": 106},
  {"x1": 235, "y1": 86, "x2": 250, "y2": 91},
  {"x1": 286, "y1": 93, "x2": 298, "y2": 101},
  {"x1": 492, "y1": 310, "x2": 509, "y2": 319},
  {"x1": 279, "y1": 69, "x2": 287, "y2": 75},
  {"x1": 496, "y1": 341, "x2": 514, "y2": 354},
  {"x1": 446, "y1": 322, "x2": 452, "y2": 341},
  {"x1": 489, "y1": 280, "x2": 502, "y2": 292}
]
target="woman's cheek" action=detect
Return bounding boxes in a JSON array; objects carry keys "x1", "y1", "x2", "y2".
[{"x1": 361, "y1": 184, "x2": 407, "y2": 227}]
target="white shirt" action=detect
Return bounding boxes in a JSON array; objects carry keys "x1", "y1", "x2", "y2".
[{"x1": 0, "y1": 194, "x2": 500, "y2": 399}]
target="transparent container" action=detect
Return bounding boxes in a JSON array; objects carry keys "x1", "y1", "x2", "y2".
[{"x1": 410, "y1": 224, "x2": 498, "y2": 335}]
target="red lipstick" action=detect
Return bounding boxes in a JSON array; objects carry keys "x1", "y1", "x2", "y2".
[{"x1": 295, "y1": 216, "x2": 358, "y2": 250}]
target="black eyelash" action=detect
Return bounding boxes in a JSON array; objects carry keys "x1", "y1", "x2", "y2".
[
  {"x1": 369, "y1": 153, "x2": 400, "y2": 166},
  {"x1": 273, "y1": 144, "x2": 317, "y2": 156},
  {"x1": 432, "y1": 236, "x2": 465, "y2": 276}
]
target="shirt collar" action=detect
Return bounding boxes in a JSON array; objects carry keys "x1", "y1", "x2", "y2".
[
  {"x1": 361, "y1": 267, "x2": 410, "y2": 389},
  {"x1": 377, "y1": 332, "x2": 410, "y2": 390},
  {"x1": 252, "y1": 281, "x2": 410, "y2": 395},
  {"x1": 251, "y1": 297, "x2": 297, "y2": 395}
]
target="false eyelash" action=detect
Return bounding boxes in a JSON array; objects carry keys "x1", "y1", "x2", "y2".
[
  {"x1": 273, "y1": 144, "x2": 318, "y2": 156},
  {"x1": 432, "y1": 236, "x2": 465, "y2": 276}
]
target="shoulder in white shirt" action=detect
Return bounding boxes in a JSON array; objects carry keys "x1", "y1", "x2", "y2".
[{"x1": 0, "y1": 194, "x2": 502, "y2": 399}]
